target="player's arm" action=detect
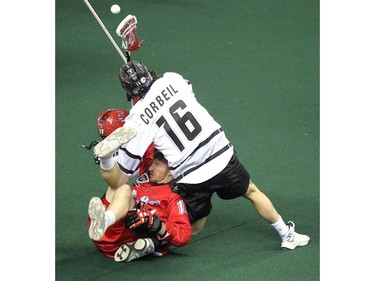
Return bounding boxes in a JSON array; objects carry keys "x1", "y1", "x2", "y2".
[
  {"x1": 124, "y1": 196, "x2": 191, "y2": 247},
  {"x1": 161, "y1": 193, "x2": 192, "y2": 247},
  {"x1": 126, "y1": 193, "x2": 192, "y2": 245}
]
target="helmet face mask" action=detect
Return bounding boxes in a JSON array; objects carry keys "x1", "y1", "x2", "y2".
[
  {"x1": 97, "y1": 109, "x2": 129, "y2": 139},
  {"x1": 119, "y1": 60, "x2": 153, "y2": 100}
]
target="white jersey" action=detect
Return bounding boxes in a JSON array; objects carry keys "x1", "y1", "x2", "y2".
[{"x1": 116, "y1": 72, "x2": 233, "y2": 184}]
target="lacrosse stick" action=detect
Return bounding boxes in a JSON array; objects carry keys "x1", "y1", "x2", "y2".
[
  {"x1": 83, "y1": 1, "x2": 144, "y2": 105},
  {"x1": 83, "y1": 0, "x2": 128, "y2": 62},
  {"x1": 83, "y1": 1, "x2": 143, "y2": 64},
  {"x1": 116, "y1": 15, "x2": 144, "y2": 106},
  {"x1": 116, "y1": 15, "x2": 144, "y2": 60}
]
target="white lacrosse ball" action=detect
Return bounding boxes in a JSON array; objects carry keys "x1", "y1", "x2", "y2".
[{"x1": 110, "y1": 4, "x2": 121, "y2": 14}]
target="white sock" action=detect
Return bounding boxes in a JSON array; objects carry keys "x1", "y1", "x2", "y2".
[
  {"x1": 100, "y1": 157, "x2": 115, "y2": 170},
  {"x1": 271, "y1": 215, "x2": 289, "y2": 238},
  {"x1": 104, "y1": 210, "x2": 116, "y2": 230}
]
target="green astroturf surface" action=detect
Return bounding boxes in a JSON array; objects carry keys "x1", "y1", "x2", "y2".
[{"x1": 56, "y1": 0, "x2": 319, "y2": 280}]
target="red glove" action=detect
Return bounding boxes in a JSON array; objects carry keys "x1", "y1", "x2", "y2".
[{"x1": 125, "y1": 209, "x2": 162, "y2": 233}]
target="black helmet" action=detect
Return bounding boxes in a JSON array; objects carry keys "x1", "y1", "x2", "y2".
[{"x1": 119, "y1": 60, "x2": 154, "y2": 100}]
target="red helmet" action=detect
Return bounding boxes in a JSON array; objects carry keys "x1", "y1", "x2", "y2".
[{"x1": 97, "y1": 109, "x2": 129, "y2": 139}]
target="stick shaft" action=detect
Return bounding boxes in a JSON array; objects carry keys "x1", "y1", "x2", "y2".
[{"x1": 83, "y1": 0, "x2": 127, "y2": 62}]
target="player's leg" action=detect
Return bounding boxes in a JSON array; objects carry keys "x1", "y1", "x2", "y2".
[
  {"x1": 97, "y1": 151, "x2": 131, "y2": 190},
  {"x1": 106, "y1": 183, "x2": 135, "y2": 221},
  {"x1": 94, "y1": 125, "x2": 137, "y2": 159},
  {"x1": 174, "y1": 182, "x2": 213, "y2": 236},
  {"x1": 88, "y1": 184, "x2": 135, "y2": 241},
  {"x1": 244, "y1": 181, "x2": 310, "y2": 250},
  {"x1": 191, "y1": 217, "x2": 207, "y2": 235},
  {"x1": 243, "y1": 181, "x2": 279, "y2": 224}
]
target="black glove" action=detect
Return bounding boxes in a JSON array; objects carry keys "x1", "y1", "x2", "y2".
[
  {"x1": 81, "y1": 141, "x2": 101, "y2": 164},
  {"x1": 125, "y1": 209, "x2": 162, "y2": 234}
]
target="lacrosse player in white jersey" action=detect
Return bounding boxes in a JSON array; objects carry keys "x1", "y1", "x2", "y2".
[{"x1": 92, "y1": 60, "x2": 310, "y2": 250}]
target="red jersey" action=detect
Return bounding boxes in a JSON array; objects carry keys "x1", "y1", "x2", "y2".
[
  {"x1": 132, "y1": 173, "x2": 192, "y2": 249},
  {"x1": 90, "y1": 196, "x2": 138, "y2": 258},
  {"x1": 138, "y1": 143, "x2": 154, "y2": 175},
  {"x1": 88, "y1": 172, "x2": 191, "y2": 258}
]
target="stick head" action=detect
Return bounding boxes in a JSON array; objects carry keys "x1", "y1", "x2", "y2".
[{"x1": 116, "y1": 15, "x2": 144, "y2": 52}]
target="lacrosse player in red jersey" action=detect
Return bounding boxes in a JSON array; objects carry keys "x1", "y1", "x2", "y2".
[
  {"x1": 92, "y1": 61, "x2": 310, "y2": 251},
  {"x1": 87, "y1": 109, "x2": 191, "y2": 262}
]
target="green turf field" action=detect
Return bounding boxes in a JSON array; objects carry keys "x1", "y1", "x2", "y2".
[{"x1": 56, "y1": 0, "x2": 319, "y2": 280}]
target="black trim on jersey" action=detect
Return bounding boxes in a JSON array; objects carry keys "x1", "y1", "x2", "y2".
[
  {"x1": 151, "y1": 182, "x2": 173, "y2": 187},
  {"x1": 133, "y1": 173, "x2": 150, "y2": 187},
  {"x1": 117, "y1": 162, "x2": 139, "y2": 175},
  {"x1": 117, "y1": 147, "x2": 143, "y2": 175},
  {"x1": 118, "y1": 147, "x2": 143, "y2": 160},
  {"x1": 172, "y1": 143, "x2": 232, "y2": 183},
  {"x1": 169, "y1": 128, "x2": 224, "y2": 171}
]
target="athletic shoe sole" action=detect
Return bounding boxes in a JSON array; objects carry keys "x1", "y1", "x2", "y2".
[
  {"x1": 88, "y1": 197, "x2": 106, "y2": 241},
  {"x1": 114, "y1": 238, "x2": 154, "y2": 262},
  {"x1": 94, "y1": 126, "x2": 137, "y2": 159}
]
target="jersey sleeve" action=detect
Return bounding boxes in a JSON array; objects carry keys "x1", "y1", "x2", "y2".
[
  {"x1": 115, "y1": 113, "x2": 157, "y2": 178},
  {"x1": 138, "y1": 143, "x2": 155, "y2": 175},
  {"x1": 159, "y1": 192, "x2": 192, "y2": 247}
]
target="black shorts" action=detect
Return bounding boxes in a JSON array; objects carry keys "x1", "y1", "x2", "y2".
[{"x1": 173, "y1": 151, "x2": 250, "y2": 222}]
